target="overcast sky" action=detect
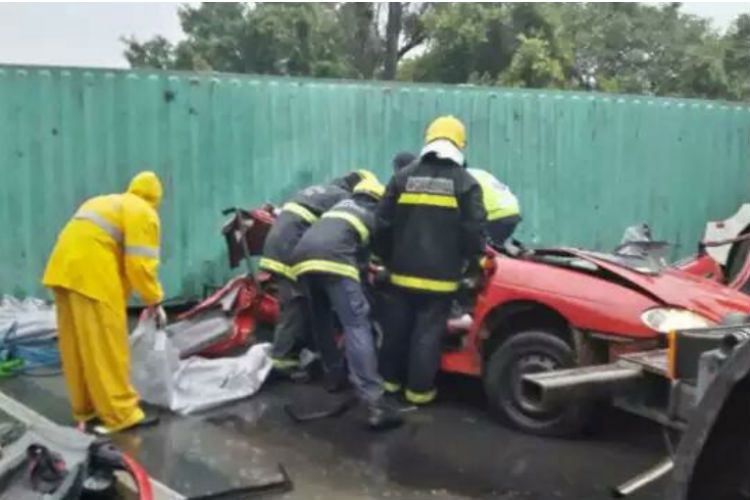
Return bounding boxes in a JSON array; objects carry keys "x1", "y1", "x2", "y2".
[{"x1": 0, "y1": 2, "x2": 748, "y2": 69}]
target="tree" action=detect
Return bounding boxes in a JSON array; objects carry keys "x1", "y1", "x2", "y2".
[
  {"x1": 122, "y1": 36, "x2": 176, "y2": 69},
  {"x1": 725, "y1": 14, "x2": 750, "y2": 100},
  {"x1": 336, "y1": 3, "x2": 384, "y2": 79},
  {"x1": 123, "y1": 2, "x2": 750, "y2": 102},
  {"x1": 558, "y1": 3, "x2": 730, "y2": 99},
  {"x1": 500, "y1": 34, "x2": 567, "y2": 89},
  {"x1": 124, "y1": 2, "x2": 427, "y2": 80},
  {"x1": 399, "y1": 3, "x2": 571, "y2": 85},
  {"x1": 124, "y1": 3, "x2": 352, "y2": 77},
  {"x1": 330, "y1": 2, "x2": 427, "y2": 79},
  {"x1": 385, "y1": 2, "x2": 429, "y2": 80},
  {"x1": 401, "y1": 3, "x2": 512, "y2": 83},
  {"x1": 383, "y1": 3, "x2": 403, "y2": 80},
  {"x1": 242, "y1": 3, "x2": 349, "y2": 77}
]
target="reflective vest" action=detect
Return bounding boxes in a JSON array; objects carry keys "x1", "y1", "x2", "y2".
[
  {"x1": 466, "y1": 168, "x2": 520, "y2": 221},
  {"x1": 260, "y1": 183, "x2": 349, "y2": 279},
  {"x1": 374, "y1": 153, "x2": 486, "y2": 293},
  {"x1": 291, "y1": 195, "x2": 377, "y2": 281}
]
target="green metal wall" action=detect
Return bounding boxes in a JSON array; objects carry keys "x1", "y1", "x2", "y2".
[{"x1": 2, "y1": 65, "x2": 750, "y2": 300}]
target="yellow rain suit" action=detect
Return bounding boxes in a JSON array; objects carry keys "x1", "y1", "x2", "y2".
[{"x1": 42, "y1": 171, "x2": 164, "y2": 432}]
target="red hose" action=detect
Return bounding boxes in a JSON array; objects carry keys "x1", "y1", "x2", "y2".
[{"x1": 122, "y1": 453, "x2": 154, "y2": 500}]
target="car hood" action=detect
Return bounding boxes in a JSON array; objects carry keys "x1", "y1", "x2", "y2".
[{"x1": 562, "y1": 249, "x2": 750, "y2": 321}]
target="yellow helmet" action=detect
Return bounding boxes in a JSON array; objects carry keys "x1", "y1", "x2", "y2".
[
  {"x1": 127, "y1": 171, "x2": 163, "y2": 209},
  {"x1": 424, "y1": 115, "x2": 466, "y2": 150},
  {"x1": 356, "y1": 169, "x2": 377, "y2": 183},
  {"x1": 353, "y1": 178, "x2": 385, "y2": 200}
]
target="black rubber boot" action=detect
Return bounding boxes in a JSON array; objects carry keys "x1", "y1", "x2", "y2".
[
  {"x1": 136, "y1": 411, "x2": 161, "y2": 428},
  {"x1": 367, "y1": 398, "x2": 404, "y2": 431},
  {"x1": 77, "y1": 417, "x2": 102, "y2": 434},
  {"x1": 269, "y1": 365, "x2": 312, "y2": 384},
  {"x1": 93, "y1": 411, "x2": 160, "y2": 435},
  {"x1": 384, "y1": 392, "x2": 417, "y2": 413}
]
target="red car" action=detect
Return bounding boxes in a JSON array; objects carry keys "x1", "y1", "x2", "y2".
[
  {"x1": 442, "y1": 241, "x2": 750, "y2": 436},
  {"x1": 180, "y1": 209, "x2": 750, "y2": 437}
]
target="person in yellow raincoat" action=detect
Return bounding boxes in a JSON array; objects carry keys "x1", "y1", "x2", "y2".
[{"x1": 43, "y1": 171, "x2": 165, "y2": 433}]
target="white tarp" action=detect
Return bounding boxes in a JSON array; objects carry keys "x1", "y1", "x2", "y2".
[
  {"x1": 0, "y1": 295, "x2": 57, "y2": 341},
  {"x1": 130, "y1": 316, "x2": 272, "y2": 415}
]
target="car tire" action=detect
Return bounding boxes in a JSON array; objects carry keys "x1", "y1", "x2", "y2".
[{"x1": 483, "y1": 329, "x2": 591, "y2": 437}]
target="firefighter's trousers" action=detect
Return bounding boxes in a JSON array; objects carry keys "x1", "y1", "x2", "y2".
[
  {"x1": 378, "y1": 287, "x2": 453, "y2": 404},
  {"x1": 270, "y1": 277, "x2": 311, "y2": 368}
]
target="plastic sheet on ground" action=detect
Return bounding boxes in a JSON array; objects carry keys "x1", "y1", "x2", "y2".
[
  {"x1": 0, "y1": 295, "x2": 57, "y2": 342},
  {"x1": 130, "y1": 317, "x2": 273, "y2": 415}
]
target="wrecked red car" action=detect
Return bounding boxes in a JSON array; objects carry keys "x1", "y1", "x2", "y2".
[
  {"x1": 180, "y1": 208, "x2": 750, "y2": 437},
  {"x1": 445, "y1": 240, "x2": 750, "y2": 436}
]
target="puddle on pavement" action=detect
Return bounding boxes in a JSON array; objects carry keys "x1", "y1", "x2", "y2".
[{"x1": 0, "y1": 372, "x2": 666, "y2": 500}]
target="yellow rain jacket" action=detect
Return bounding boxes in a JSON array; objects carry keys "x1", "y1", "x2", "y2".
[
  {"x1": 42, "y1": 172, "x2": 164, "y2": 432},
  {"x1": 43, "y1": 172, "x2": 164, "y2": 310}
]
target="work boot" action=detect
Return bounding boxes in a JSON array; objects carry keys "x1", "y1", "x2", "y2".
[
  {"x1": 270, "y1": 357, "x2": 302, "y2": 379},
  {"x1": 404, "y1": 388, "x2": 437, "y2": 406},
  {"x1": 269, "y1": 365, "x2": 312, "y2": 384},
  {"x1": 384, "y1": 392, "x2": 417, "y2": 413},
  {"x1": 76, "y1": 417, "x2": 101, "y2": 434},
  {"x1": 367, "y1": 398, "x2": 404, "y2": 431},
  {"x1": 93, "y1": 411, "x2": 160, "y2": 435}
]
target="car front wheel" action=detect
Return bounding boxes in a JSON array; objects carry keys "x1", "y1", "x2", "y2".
[{"x1": 483, "y1": 329, "x2": 591, "y2": 437}]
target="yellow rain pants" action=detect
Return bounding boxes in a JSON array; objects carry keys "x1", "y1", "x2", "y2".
[{"x1": 54, "y1": 288, "x2": 144, "y2": 431}]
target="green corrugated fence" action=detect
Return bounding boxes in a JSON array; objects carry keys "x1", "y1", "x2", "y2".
[{"x1": 1, "y1": 64, "x2": 750, "y2": 300}]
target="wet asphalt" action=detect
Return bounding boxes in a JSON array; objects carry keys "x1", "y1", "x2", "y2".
[{"x1": 0, "y1": 371, "x2": 667, "y2": 500}]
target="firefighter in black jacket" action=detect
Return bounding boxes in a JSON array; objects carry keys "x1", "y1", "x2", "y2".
[
  {"x1": 375, "y1": 116, "x2": 486, "y2": 405},
  {"x1": 291, "y1": 178, "x2": 403, "y2": 430},
  {"x1": 262, "y1": 170, "x2": 375, "y2": 385}
]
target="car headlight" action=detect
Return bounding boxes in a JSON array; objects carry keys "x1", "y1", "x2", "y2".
[{"x1": 641, "y1": 308, "x2": 715, "y2": 333}]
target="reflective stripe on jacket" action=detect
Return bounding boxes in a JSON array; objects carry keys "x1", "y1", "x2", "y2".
[
  {"x1": 374, "y1": 152, "x2": 486, "y2": 293},
  {"x1": 389, "y1": 273, "x2": 460, "y2": 293},
  {"x1": 258, "y1": 257, "x2": 295, "y2": 280},
  {"x1": 42, "y1": 192, "x2": 164, "y2": 309},
  {"x1": 260, "y1": 183, "x2": 349, "y2": 277},
  {"x1": 466, "y1": 168, "x2": 520, "y2": 221},
  {"x1": 281, "y1": 202, "x2": 318, "y2": 224},
  {"x1": 291, "y1": 195, "x2": 377, "y2": 282}
]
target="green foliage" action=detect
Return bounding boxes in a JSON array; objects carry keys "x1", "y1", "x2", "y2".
[
  {"x1": 123, "y1": 3, "x2": 351, "y2": 77},
  {"x1": 406, "y1": 4, "x2": 524, "y2": 83},
  {"x1": 559, "y1": 3, "x2": 730, "y2": 98},
  {"x1": 725, "y1": 14, "x2": 750, "y2": 100},
  {"x1": 124, "y1": 2, "x2": 424, "y2": 80},
  {"x1": 122, "y1": 36, "x2": 176, "y2": 69},
  {"x1": 123, "y1": 2, "x2": 750, "y2": 102},
  {"x1": 499, "y1": 35, "x2": 566, "y2": 89}
]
